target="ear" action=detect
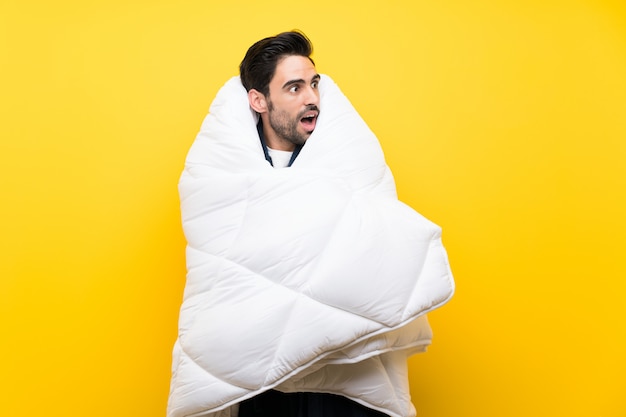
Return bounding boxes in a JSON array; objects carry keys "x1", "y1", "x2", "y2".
[{"x1": 248, "y1": 89, "x2": 268, "y2": 114}]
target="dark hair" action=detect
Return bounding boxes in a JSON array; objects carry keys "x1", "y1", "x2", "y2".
[{"x1": 239, "y1": 30, "x2": 314, "y2": 96}]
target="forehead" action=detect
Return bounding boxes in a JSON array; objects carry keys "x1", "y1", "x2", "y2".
[{"x1": 270, "y1": 55, "x2": 317, "y2": 87}]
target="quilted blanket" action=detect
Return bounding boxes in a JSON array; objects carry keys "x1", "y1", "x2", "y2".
[{"x1": 167, "y1": 75, "x2": 454, "y2": 417}]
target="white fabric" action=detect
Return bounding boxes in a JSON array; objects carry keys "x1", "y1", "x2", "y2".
[
  {"x1": 168, "y1": 75, "x2": 455, "y2": 417},
  {"x1": 267, "y1": 147, "x2": 293, "y2": 168}
]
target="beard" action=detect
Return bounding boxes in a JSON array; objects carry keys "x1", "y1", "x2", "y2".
[{"x1": 267, "y1": 101, "x2": 317, "y2": 146}]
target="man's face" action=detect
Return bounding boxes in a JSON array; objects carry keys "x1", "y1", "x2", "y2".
[{"x1": 263, "y1": 55, "x2": 320, "y2": 151}]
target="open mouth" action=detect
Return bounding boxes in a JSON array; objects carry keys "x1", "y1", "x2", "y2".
[{"x1": 300, "y1": 111, "x2": 319, "y2": 133}]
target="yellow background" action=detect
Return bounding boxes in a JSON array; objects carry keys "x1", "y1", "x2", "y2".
[{"x1": 1, "y1": 1, "x2": 625, "y2": 416}]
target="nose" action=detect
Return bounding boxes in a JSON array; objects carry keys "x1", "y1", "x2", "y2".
[{"x1": 304, "y1": 85, "x2": 320, "y2": 106}]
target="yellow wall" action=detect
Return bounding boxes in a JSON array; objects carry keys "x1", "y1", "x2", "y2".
[{"x1": 1, "y1": 1, "x2": 624, "y2": 416}]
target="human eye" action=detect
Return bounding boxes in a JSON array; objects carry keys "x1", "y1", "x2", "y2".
[
  {"x1": 311, "y1": 80, "x2": 319, "y2": 89},
  {"x1": 289, "y1": 85, "x2": 299, "y2": 93}
]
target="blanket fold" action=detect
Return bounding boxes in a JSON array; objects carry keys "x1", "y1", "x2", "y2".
[{"x1": 168, "y1": 75, "x2": 454, "y2": 417}]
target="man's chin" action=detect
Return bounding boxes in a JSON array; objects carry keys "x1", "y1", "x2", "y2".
[
  {"x1": 292, "y1": 132, "x2": 312, "y2": 146},
  {"x1": 303, "y1": 128, "x2": 316, "y2": 140}
]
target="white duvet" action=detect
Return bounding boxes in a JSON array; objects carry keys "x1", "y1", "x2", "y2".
[{"x1": 167, "y1": 75, "x2": 455, "y2": 417}]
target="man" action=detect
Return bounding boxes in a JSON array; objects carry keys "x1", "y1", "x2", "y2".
[
  {"x1": 237, "y1": 30, "x2": 391, "y2": 417},
  {"x1": 240, "y1": 31, "x2": 321, "y2": 168},
  {"x1": 167, "y1": 31, "x2": 454, "y2": 417}
]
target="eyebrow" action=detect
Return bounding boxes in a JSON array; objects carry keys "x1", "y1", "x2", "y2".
[{"x1": 282, "y1": 74, "x2": 321, "y2": 90}]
